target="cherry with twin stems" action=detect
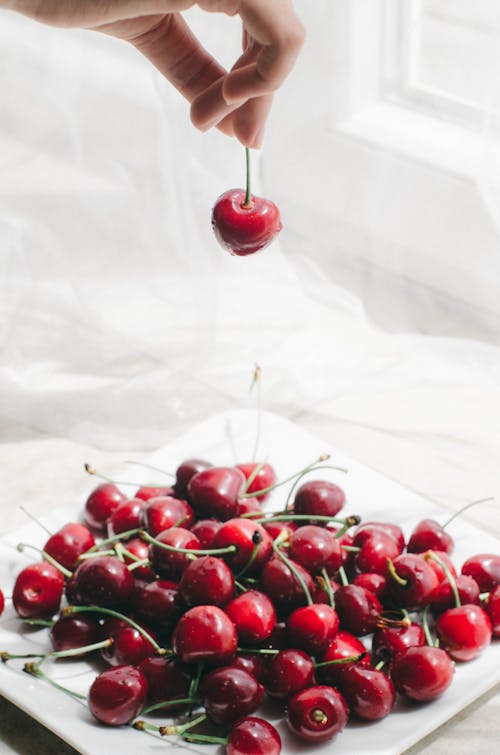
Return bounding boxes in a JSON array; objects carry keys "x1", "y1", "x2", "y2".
[
  {"x1": 236, "y1": 462, "x2": 277, "y2": 503},
  {"x1": 88, "y1": 665, "x2": 148, "y2": 726},
  {"x1": 386, "y1": 553, "x2": 439, "y2": 610},
  {"x1": 287, "y1": 685, "x2": 349, "y2": 743}
]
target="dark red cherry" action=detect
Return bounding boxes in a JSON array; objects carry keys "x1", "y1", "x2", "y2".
[
  {"x1": 237, "y1": 498, "x2": 264, "y2": 518},
  {"x1": 287, "y1": 685, "x2": 349, "y2": 743},
  {"x1": 485, "y1": 585, "x2": 500, "y2": 637},
  {"x1": 88, "y1": 665, "x2": 148, "y2": 725},
  {"x1": 120, "y1": 537, "x2": 155, "y2": 581},
  {"x1": 142, "y1": 496, "x2": 194, "y2": 537},
  {"x1": 391, "y1": 646, "x2": 454, "y2": 701},
  {"x1": 100, "y1": 617, "x2": 157, "y2": 667},
  {"x1": 461, "y1": 553, "x2": 500, "y2": 592},
  {"x1": 287, "y1": 604, "x2": 339, "y2": 656},
  {"x1": 227, "y1": 717, "x2": 281, "y2": 755},
  {"x1": 352, "y1": 522, "x2": 405, "y2": 552},
  {"x1": 44, "y1": 523, "x2": 95, "y2": 570},
  {"x1": 407, "y1": 518, "x2": 454, "y2": 555},
  {"x1": 179, "y1": 556, "x2": 235, "y2": 607},
  {"x1": 202, "y1": 666, "x2": 264, "y2": 725},
  {"x1": 352, "y1": 573, "x2": 387, "y2": 601},
  {"x1": 289, "y1": 525, "x2": 342, "y2": 575},
  {"x1": 386, "y1": 554, "x2": 439, "y2": 610},
  {"x1": 84, "y1": 483, "x2": 127, "y2": 531},
  {"x1": 225, "y1": 590, "x2": 276, "y2": 644},
  {"x1": 50, "y1": 614, "x2": 99, "y2": 654},
  {"x1": 190, "y1": 518, "x2": 223, "y2": 548},
  {"x1": 212, "y1": 189, "x2": 282, "y2": 256},
  {"x1": 149, "y1": 527, "x2": 200, "y2": 580},
  {"x1": 260, "y1": 556, "x2": 315, "y2": 612},
  {"x1": 338, "y1": 665, "x2": 395, "y2": 721},
  {"x1": 354, "y1": 533, "x2": 401, "y2": 576},
  {"x1": 174, "y1": 458, "x2": 212, "y2": 499},
  {"x1": 213, "y1": 518, "x2": 272, "y2": 574},
  {"x1": 135, "y1": 486, "x2": 173, "y2": 502},
  {"x1": 13, "y1": 562, "x2": 64, "y2": 619},
  {"x1": 265, "y1": 648, "x2": 316, "y2": 702},
  {"x1": 227, "y1": 653, "x2": 268, "y2": 684},
  {"x1": 138, "y1": 656, "x2": 191, "y2": 710},
  {"x1": 319, "y1": 630, "x2": 369, "y2": 687},
  {"x1": 172, "y1": 605, "x2": 237, "y2": 665},
  {"x1": 71, "y1": 555, "x2": 134, "y2": 608},
  {"x1": 132, "y1": 579, "x2": 182, "y2": 629},
  {"x1": 435, "y1": 604, "x2": 492, "y2": 661},
  {"x1": 0, "y1": 589, "x2": 4, "y2": 617},
  {"x1": 313, "y1": 575, "x2": 341, "y2": 604},
  {"x1": 423, "y1": 549, "x2": 457, "y2": 583},
  {"x1": 372, "y1": 621, "x2": 425, "y2": 662},
  {"x1": 430, "y1": 574, "x2": 480, "y2": 617},
  {"x1": 334, "y1": 584, "x2": 382, "y2": 636},
  {"x1": 188, "y1": 467, "x2": 245, "y2": 521},
  {"x1": 235, "y1": 462, "x2": 277, "y2": 502},
  {"x1": 107, "y1": 498, "x2": 146, "y2": 538},
  {"x1": 262, "y1": 520, "x2": 297, "y2": 542},
  {"x1": 293, "y1": 480, "x2": 345, "y2": 521}
]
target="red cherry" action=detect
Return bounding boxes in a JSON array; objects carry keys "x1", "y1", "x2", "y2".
[
  {"x1": 100, "y1": 617, "x2": 157, "y2": 667},
  {"x1": 174, "y1": 458, "x2": 213, "y2": 499},
  {"x1": 352, "y1": 573, "x2": 387, "y2": 601},
  {"x1": 107, "y1": 498, "x2": 147, "y2": 538},
  {"x1": 313, "y1": 575, "x2": 341, "y2": 604},
  {"x1": 235, "y1": 462, "x2": 277, "y2": 502},
  {"x1": 135, "y1": 486, "x2": 173, "y2": 502},
  {"x1": 289, "y1": 525, "x2": 342, "y2": 575},
  {"x1": 287, "y1": 604, "x2": 339, "y2": 656},
  {"x1": 132, "y1": 579, "x2": 183, "y2": 629},
  {"x1": 227, "y1": 653, "x2": 268, "y2": 684},
  {"x1": 227, "y1": 717, "x2": 281, "y2": 755},
  {"x1": 260, "y1": 556, "x2": 315, "y2": 611},
  {"x1": 334, "y1": 584, "x2": 382, "y2": 636},
  {"x1": 188, "y1": 467, "x2": 245, "y2": 521},
  {"x1": 70, "y1": 555, "x2": 134, "y2": 609},
  {"x1": 213, "y1": 518, "x2": 272, "y2": 574},
  {"x1": 354, "y1": 533, "x2": 401, "y2": 576},
  {"x1": 225, "y1": 590, "x2": 276, "y2": 644},
  {"x1": 84, "y1": 483, "x2": 127, "y2": 531},
  {"x1": 44, "y1": 523, "x2": 95, "y2": 570},
  {"x1": 120, "y1": 537, "x2": 155, "y2": 581},
  {"x1": 293, "y1": 480, "x2": 345, "y2": 521},
  {"x1": 386, "y1": 554, "x2": 439, "y2": 610},
  {"x1": 319, "y1": 631, "x2": 370, "y2": 687},
  {"x1": 262, "y1": 520, "x2": 298, "y2": 542},
  {"x1": 237, "y1": 498, "x2": 265, "y2": 518},
  {"x1": 338, "y1": 665, "x2": 395, "y2": 721},
  {"x1": 424, "y1": 550, "x2": 457, "y2": 583},
  {"x1": 142, "y1": 496, "x2": 194, "y2": 537},
  {"x1": 50, "y1": 614, "x2": 99, "y2": 654},
  {"x1": 485, "y1": 585, "x2": 500, "y2": 637},
  {"x1": 13, "y1": 562, "x2": 64, "y2": 619},
  {"x1": 391, "y1": 646, "x2": 454, "y2": 701},
  {"x1": 372, "y1": 621, "x2": 425, "y2": 662},
  {"x1": 88, "y1": 665, "x2": 148, "y2": 726},
  {"x1": 430, "y1": 574, "x2": 480, "y2": 617},
  {"x1": 435, "y1": 604, "x2": 492, "y2": 661},
  {"x1": 287, "y1": 685, "x2": 349, "y2": 743},
  {"x1": 212, "y1": 189, "x2": 282, "y2": 256},
  {"x1": 407, "y1": 519, "x2": 454, "y2": 554},
  {"x1": 179, "y1": 556, "x2": 235, "y2": 607},
  {"x1": 172, "y1": 605, "x2": 237, "y2": 665},
  {"x1": 149, "y1": 527, "x2": 200, "y2": 580},
  {"x1": 264, "y1": 648, "x2": 316, "y2": 702},
  {"x1": 461, "y1": 553, "x2": 500, "y2": 592},
  {"x1": 138, "y1": 656, "x2": 191, "y2": 710},
  {"x1": 202, "y1": 666, "x2": 264, "y2": 725},
  {"x1": 190, "y1": 518, "x2": 223, "y2": 548},
  {"x1": 352, "y1": 522, "x2": 405, "y2": 552}
]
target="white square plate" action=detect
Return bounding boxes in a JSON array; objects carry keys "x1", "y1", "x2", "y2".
[{"x1": 1, "y1": 410, "x2": 499, "y2": 755}]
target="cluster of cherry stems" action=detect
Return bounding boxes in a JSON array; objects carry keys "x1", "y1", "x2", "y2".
[{"x1": 1, "y1": 455, "x2": 500, "y2": 755}]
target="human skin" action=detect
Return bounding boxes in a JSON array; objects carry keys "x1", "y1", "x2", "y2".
[{"x1": 0, "y1": 1, "x2": 305, "y2": 147}]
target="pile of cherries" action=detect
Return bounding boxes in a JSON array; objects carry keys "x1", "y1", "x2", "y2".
[{"x1": 2, "y1": 455, "x2": 500, "y2": 755}]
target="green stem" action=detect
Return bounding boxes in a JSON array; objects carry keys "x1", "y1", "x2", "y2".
[
  {"x1": 141, "y1": 531, "x2": 237, "y2": 557},
  {"x1": 139, "y1": 698, "x2": 198, "y2": 717},
  {"x1": 188, "y1": 663, "x2": 204, "y2": 701},
  {"x1": 86, "y1": 528, "x2": 142, "y2": 553},
  {"x1": 2, "y1": 652, "x2": 44, "y2": 662},
  {"x1": 337, "y1": 565, "x2": 349, "y2": 587},
  {"x1": 235, "y1": 531, "x2": 262, "y2": 578},
  {"x1": 23, "y1": 662, "x2": 86, "y2": 701},
  {"x1": 426, "y1": 551, "x2": 461, "y2": 608},
  {"x1": 315, "y1": 651, "x2": 366, "y2": 669},
  {"x1": 237, "y1": 647, "x2": 279, "y2": 655},
  {"x1": 422, "y1": 605, "x2": 437, "y2": 647},
  {"x1": 84, "y1": 463, "x2": 141, "y2": 487},
  {"x1": 19, "y1": 618, "x2": 55, "y2": 628},
  {"x1": 320, "y1": 568, "x2": 335, "y2": 608},
  {"x1": 244, "y1": 460, "x2": 265, "y2": 494},
  {"x1": 442, "y1": 496, "x2": 495, "y2": 529},
  {"x1": 250, "y1": 364, "x2": 262, "y2": 463},
  {"x1": 16, "y1": 543, "x2": 73, "y2": 579},
  {"x1": 78, "y1": 549, "x2": 116, "y2": 560},
  {"x1": 386, "y1": 558, "x2": 408, "y2": 588},
  {"x1": 161, "y1": 713, "x2": 207, "y2": 736},
  {"x1": 241, "y1": 458, "x2": 346, "y2": 501},
  {"x1": 63, "y1": 606, "x2": 166, "y2": 654},
  {"x1": 184, "y1": 734, "x2": 228, "y2": 745},
  {"x1": 253, "y1": 513, "x2": 360, "y2": 527},
  {"x1": 272, "y1": 540, "x2": 312, "y2": 606},
  {"x1": 243, "y1": 147, "x2": 252, "y2": 208}
]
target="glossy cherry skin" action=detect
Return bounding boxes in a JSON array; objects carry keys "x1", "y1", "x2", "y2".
[
  {"x1": 386, "y1": 554, "x2": 439, "y2": 610},
  {"x1": 313, "y1": 575, "x2": 341, "y2": 605},
  {"x1": 100, "y1": 617, "x2": 157, "y2": 667},
  {"x1": 262, "y1": 519, "x2": 297, "y2": 543},
  {"x1": 120, "y1": 537, "x2": 155, "y2": 581},
  {"x1": 50, "y1": 614, "x2": 99, "y2": 654},
  {"x1": 430, "y1": 574, "x2": 480, "y2": 617},
  {"x1": 235, "y1": 462, "x2": 277, "y2": 502},
  {"x1": 174, "y1": 458, "x2": 212, "y2": 499},
  {"x1": 135, "y1": 485, "x2": 173, "y2": 502},
  {"x1": 260, "y1": 556, "x2": 315, "y2": 612},
  {"x1": 227, "y1": 653, "x2": 268, "y2": 684},
  {"x1": 202, "y1": 666, "x2": 264, "y2": 725},
  {"x1": 352, "y1": 522, "x2": 405, "y2": 553},
  {"x1": 132, "y1": 579, "x2": 183, "y2": 629},
  {"x1": 334, "y1": 584, "x2": 382, "y2": 636},
  {"x1": 338, "y1": 665, "x2": 395, "y2": 721},
  {"x1": 88, "y1": 665, "x2": 148, "y2": 726},
  {"x1": 149, "y1": 527, "x2": 200, "y2": 580},
  {"x1": 391, "y1": 646, "x2": 454, "y2": 701},
  {"x1": 44, "y1": 523, "x2": 95, "y2": 570},
  {"x1": 188, "y1": 467, "x2": 246, "y2": 521},
  {"x1": 12, "y1": 562, "x2": 65, "y2": 619},
  {"x1": 190, "y1": 518, "x2": 223, "y2": 548},
  {"x1": 462, "y1": 553, "x2": 500, "y2": 592},
  {"x1": 107, "y1": 498, "x2": 147, "y2": 538},
  {"x1": 352, "y1": 573, "x2": 387, "y2": 601},
  {"x1": 435, "y1": 604, "x2": 492, "y2": 661},
  {"x1": 287, "y1": 604, "x2": 339, "y2": 656},
  {"x1": 70, "y1": 555, "x2": 134, "y2": 609},
  {"x1": 172, "y1": 605, "x2": 237, "y2": 665},
  {"x1": 289, "y1": 525, "x2": 342, "y2": 575},
  {"x1": 212, "y1": 189, "x2": 282, "y2": 256},
  {"x1": 372, "y1": 621, "x2": 425, "y2": 663},
  {"x1": 424, "y1": 550, "x2": 457, "y2": 583},
  {"x1": 354, "y1": 533, "x2": 401, "y2": 576},
  {"x1": 225, "y1": 590, "x2": 276, "y2": 644},
  {"x1": 407, "y1": 519, "x2": 454, "y2": 555},
  {"x1": 486, "y1": 585, "x2": 500, "y2": 637},
  {"x1": 293, "y1": 480, "x2": 345, "y2": 521},
  {"x1": 236, "y1": 498, "x2": 265, "y2": 518},
  {"x1": 319, "y1": 631, "x2": 370, "y2": 687},
  {"x1": 287, "y1": 685, "x2": 349, "y2": 743},
  {"x1": 142, "y1": 496, "x2": 194, "y2": 537},
  {"x1": 265, "y1": 648, "x2": 316, "y2": 702},
  {"x1": 179, "y1": 556, "x2": 235, "y2": 607},
  {"x1": 84, "y1": 483, "x2": 127, "y2": 531},
  {"x1": 227, "y1": 717, "x2": 281, "y2": 755},
  {"x1": 0, "y1": 588, "x2": 4, "y2": 617},
  {"x1": 213, "y1": 518, "x2": 272, "y2": 574},
  {"x1": 138, "y1": 656, "x2": 191, "y2": 710}
]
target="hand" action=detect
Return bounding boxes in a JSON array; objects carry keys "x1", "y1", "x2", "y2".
[{"x1": 7, "y1": 1, "x2": 305, "y2": 147}]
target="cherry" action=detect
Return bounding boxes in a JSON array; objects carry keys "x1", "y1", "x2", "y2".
[
  {"x1": 228, "y1": 653, "x2": 268, "y2": 684},
  {"x1": 190, "y1": 518, "x2": 223, "y2": 548},
  {"x1": 132, "y1": 579, "x2": 183, "y2": 629},
  {"x1": 293, "y1": 480, "x2": 345, "y2": 521},
  {"x1": 319, "y1": 631, "x2": 370, "y2": 687},
  {"x1": 44, "y1": 523, "x2": 95, "y2": 570},
  {"x1": 287, "y1": 604, "x2": 339, "y2": 656},
  {"x1": 0, "y1": 588, "x2": 4, "y2": 617},
  {"x1": 107, "y1": 498, "x2": 147, "y2": 538},
  {"x1": 149, "y1": 527, "x2": 200, "y2": 580},
  {"x1": 13, "y1": 562, "x2": 65, "y2": 619},
  {"x1": 174, "y1": 458, "x2": 212, "y2": 499},
  {"x1": 372, "y1": 620, "x2": 425, "y2": 663},
  {"x1": 430, "y1": 574, "x2": 480, "y2": 617},
  {"x1": 435, "y1": 604, "x2": 492, "y2": 662},
  {"x1": 313, "y1": 575, "x2": 341, "y2": 605},
  {"x1": 260, "y1": 556, "x2": 315, "y2": 611},
  {"x1": 236, "y1": 462, "x2": 277, "y2": 502},
  {"x1": 88, "y1": 665, "x2": 148, "y2": 726},
  {"x1": 352, "y1": 522, "x2": 405, "y2": 552},
  {"x1": 212, "y1": 189, "x2": 282, "y2": 256},
  {"x1": 227, "y1": 717, "x2": 281, "y2": 755},
  {"x1": 84, "y1": 483, "x2": 127, "y2": 531},
  {"x1": 188, "y1": 467, "x2": 246, "y2": 521},
  {"x1": 179, "y1": 556, "x2": 235, "y2": 607},
  {"x1": 70, "y1": 555, "x2": 134, "y2": 609},
  {"x1": 391, "y1": 646, "x2": 454, "y2": 701},
  {"x1": 352, "y1": 572, "x2": 387, "y2": 601},
  {"x1": 289, "y1": 525, "x2": 342, "y2": 575},
  {"x1": 50, "y1": 614, "x2": 99, "y2": 654},
  {"x1": 262, "y1": 520, "x2": 297, "y2": 542},
  {"x1": 202, "y1": 666, "x2": 264, "y2": 725},
  {"x1": 225, "y1": 590, "x2": 276, "y2": 644},
  {"x1": 120, "y1": 537, "x2": 155, "y2": 581},
  {"x1": 100, "y1": 617, "x2": 157, "y2": 667},
  {"x1": 135, "y1": 486, "x2": 173, "y2": 502},
  {"x1": 407, "y1": 518, "x2": 454, "y2": 555},
  {"x1": 287, "y1": 685, "x2": 349, "y2": 743},
  {"x1": 334, "y1": 584, "x2": 382, "y2": 636},
  {"x1": 172, "y1": 605, "x2": 237, "y2": 665},
  {"x1": 486, "y1": 585, "x2": 500, "y2": 637},
  {"x1": 213, "y1": 518, "x2": 272, "y2": 574},
  {"x1": 354, "y1": 533, "x2": 401, "y2": 576},
  {"x1": 264, "y1": 648, "x2": 316, "y2": 702},
  {"x1": 424, "y1": 550, "x2": 457, "y2": 583},
  {"x1": 138, "y1": 656, "x2": 191, "y2": 710},
  {"x1": 461, "y1": 553, "x2": 500, "y2": 592},
  {"x1": 237, "y1": 498, "x2": 265, "y2": 518},
  {"x1": 142, "y1": 496, "x2": 194, "y2": 537},
  {"x1": 338, "y1": 665, "x2": 395, "y2": 721},
  {"x1": 386, "y1": 554, "x2": 439, "y2": 610}
]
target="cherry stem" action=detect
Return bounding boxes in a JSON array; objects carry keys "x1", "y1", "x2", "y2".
[
  {"x1": 375, "y1": 659, "x2": 386, "y2": 671},
  {"x1": 78, "y1": 549, "x2": 116, "y2": 561},
  {"x1": 242, "y1": 147, "x2": 253, "y2": 208},
  {"x1": 138, "y1": 698, "x2": 199, "y2": 718},
  {"x1": 337, "y1": 565, "x2": 349, "y2": 587},
  {"x1": 127, "y1": 559, "x2": 152, "y2": 572},
  {"x1": 441, "y1": 496, "x2": 495, "y2": 530},
  {"x1": 249, "y1": 363, "x2": 262, "y2": 463},
  {"x1": 16, "y1": 543, "x2": 73, "y2": 579},
  {"x1": 2, "y1": 652, "x2": 44, "y2": 662},
  {"x1": 161, "y1": 713, "x2": 207, "y2": 736},
  {"x1": 237, "y1": 647, "x2": 279, "y2": 655},
  {"x1": 376, "y1": 609, "x2": 411, "y2": 629},
  {"x1": 422, "y1": 605, "x2": 438, "y2": 648},
  {"x1": 241, "y1": 457, "x2": 346, "y2": 501},
  {"x1": 140, "y1": 531, "x2": 237, "y2": 557},
  {"x1": 183, "y1": 734, "x2": 228, "y2": 745},
  {"x1": 23, "y1": 662, "x2": 86, "y2": 701},
  {"x1": 234, "y1": 531, "x2": 263, "y2": 579},
  {"x1": 36, "y1": 638, "x2": 114, "y2": 667},
  {"x1": 272, "y1": 540, "x2": 313, "y2": 606},
  {"x1": 19, "y1": 506, "x2": 52, "y2": 536},
  {"x1": 188, "y1": 663, "x2": 204, "y2": 702},
  {"x1": 123, "y1": 460, "x2": 174, "y2": 479},
  {"x1": 315, "y1": 651, "x2": 366, "y2": 669},
  {"x1": 20, "y1": 618, "x2": 55, "y2": 628},
  {"x1": 114, "y1": 543, "x2": 142, "y2": 562},
  {"x1": 320, "y1": 568, "x2": 335, "y2": 608},
  {"x1": 283, "y1": 460, "x2": 348, "y2": 511},
  {"x1": 86, "y1": 528, "x2": 142, "y2": 553},
  {"x1": 426, "y1": 551, "x2": 461, "y2": 608},
  {"x1": 254, "y1": 513, "x2": 360, "y2": 527},
  {"x1": 244, "y1": 460, "x2": 266, "y2": 494},
  {"x1": 341, "y1": 545, "x2": 361, "y2": 553},
  {"x1": 386, "y1": 558, "x2": 408, "y2": 588},
  {"x1": 63, "y1": 605, "x2": 166, "y2": 654}
]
